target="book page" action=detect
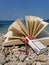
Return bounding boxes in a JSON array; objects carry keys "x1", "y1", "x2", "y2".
[
  {"x1": 3, "y1": 38, "x2": 23, "y2": 46},
  {"x1": 17, "y1": 19, "x2": 29, "y2": 36},
  {"x1": 8, "y1": 19, "x2": 27, "y2": 36},
  {"x1": 35, "y1": 21, "x2": 48, "y2": 37}
]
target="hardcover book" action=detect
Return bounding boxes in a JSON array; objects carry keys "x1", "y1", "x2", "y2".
[{"x1": 3, "y1": 16, "x2": 49, "y2": 46}]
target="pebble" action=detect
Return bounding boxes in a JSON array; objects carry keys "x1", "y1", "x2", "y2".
[
  {"x1": 47, "y1": 47, "x2": 49, "y2": 51},
  {"x1": 46, "y1": 60, "x2": 49, "y2": 65},
  {"x1": 25, "y1": 56, "x2": 34, "y2": 65},
  {"x1": 32, "y1": 61, "x2": 36, "y2": 65},
  {"x1": 13, "y1": 51, "x2": 20, "y2": 58},
  {"x1": 0, "y1": 46, "x2": 2, "y2": 50},
  {"x1": 0, "y1": 53, "x2": 6, "y2": 64},
  {"x1": 36, "y1": 62, "x2": 41, "y2": 65},
  {"x1": 17, "y1": 62, "x2": 27, "y2": 65},
  {"x1": 36, "y1": 54, "x2": 47, "y2": 62},
  {"x1": 30, "y1": 53, "x2": 37, "y2": 58},
  {"x1": 48, "y1": 52, "x2": 49, "y2": 56},
  {"x1": 0, "y1": 64, "x2": 2, "y2": 65},
  {"x1": 19, "y1": 54, "x2": 27, "y2": 61},
  {"x1": 4, "y1": 62, "x2": 18, "y2": 65},
  {"x1": 41, "y1": 62, "x2": 47, "y2": 65},
  {"x1": 28, "y1": 49, "x2": 34, "y2": 55}
]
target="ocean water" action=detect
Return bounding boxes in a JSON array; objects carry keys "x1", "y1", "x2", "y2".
[
  {"x1": 0, "y1": 21, "x2": 49, "y2": 34},
  {"x1": 0, "y1": 21, "x2": 14, "y2": 34}
]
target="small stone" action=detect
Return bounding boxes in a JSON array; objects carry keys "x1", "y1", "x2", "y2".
[
  {"x1": 32, "y1": 61, "x2": 36, "y2": 65},
  {"x1": 47, "y1": 47, "x2": 49, "y2": 52},
  {"x1": 44, "y1": 51, "x2": 48, "y2": 55},
  {"x1": 0, "y1": 46, "x2": 2, "y2": 50},
  {"x1": 13, "y1": 52, "x2": 20, "y2": 58},
  {"x1": 18, "y1": 62, "x2": 27, "y2": 65},
  {"x1": 0, "y1": 64, "x2": 2, "y2": 65},
  {"x1": 41, "y1": 62, "x2": 46, "y2": 65},
  {"x1": 19, "y1": 54, "x2": 27, "y2": 61},
  {"x1": 27, "y1": 59, "x2": 33, "y2": 65},
  {"x1": 15, "y1": 46, "x2": 18, "y2": 49},
  {"x1": 10, "y1": 55, "x2": 18, "y2": 62},
  {"x1": 0, "y1": 53, "x2": 6, "y2": 64},
  {"x1": 6, "y1": 56, "x2": 10, "y2": 62},
  {"x1": 36, "y1": 54, "x2": 47, "y2": 62},
  {"x1": 46, "y1": 60, "x2": 49, "y2": 65},
  {"x1": 4, "y1": 62, "x2": 18, "y2": 65},
  {"x1": 25, "y1": 56, "x2": 34, "y2": 65},
  {"x1": 25, "y1": 57, "x2": 29, "y2": 62},
  {"x1": 30, "y1": 53, "x2": 37, "y2": 58},
  {"x1": 20, "y1": 46, "x2": 26, "y2": 50},
  {"x1": 28, "y1": 50, "x2": 34, "y2": 55},
  {"x1": 36, "y1": 62, "x2": 41, "y2": 65},
  {"x1": 48, "y1": 52, "x2": 49, "y2": 56}
]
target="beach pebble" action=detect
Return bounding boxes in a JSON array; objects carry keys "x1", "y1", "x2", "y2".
[
  {"x1": 0, "y1": 64, "x2": 2, "y2": 65},
  {"x1": 47, "y1": 47, "x2": 49, "y2": 51},
  {"x1": 36, "y1": 62, "x2": 41, "y2": 65},
  {"x1": 18, "y1": 62, "x2": 27, "y2": 65},
  {"x1": 25, "y1": 56, "x2": 34, "y2": 65},
  {"x1": 0, "y1": 53, "x2": 6, "y2": 64},
  {"x1": 15, "y1": 46, "x2": 18, "y2": 49},
  {"x1": 30, "y1": 53, "x2": 37, "y2": 58},
  {"x1": 36, "y1": 54, "x2": 47, "y2": 62},
  {"x1": 19, "y1": 54, "x2": 27, "y2": 61},
  {"x1": 46, "y1": 60, "x2": 49, "y2": 65},
  {"x1": 28, "y1": 49, "x2": 34, "y2": 55},
  {"x1": 41, "y1": 62, "x2": 47, "y2": 65},
  {"x1": 0, "y1": 46, "x2": 2, "y2": 50},
  {"x1": 10, "y1": 55, "x2": 18, "y2": 62},
  {"x1": 13, "y1": 52, "x2": 20, "y2": 61},
  {"x1": 20, "y1": 46, "x2": 26, "y2": 50},
  {"x1": 27, "y1": 59, "x2": 33, "y2": 65},
  {"x1": 4, "y1": 62, "x2": 18, "y2": 65},
  {"x1": 32, "y1": 61, "x2": 36, "y2": 65},
  {"x1": 6, "y1": 56, "x2": 10, "y2": 62},
  {"x1": 48, "y1": 52, "x2": 49, "y2": 56}
]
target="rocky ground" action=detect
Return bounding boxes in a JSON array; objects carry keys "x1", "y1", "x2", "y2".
[{"x1": 0, "y1": 34, "x2": 49, "y2": 65}]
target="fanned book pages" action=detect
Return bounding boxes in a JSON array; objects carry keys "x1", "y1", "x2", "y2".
[{"x1": 3, "y1": 16, "x2": 49, "y2": 46}]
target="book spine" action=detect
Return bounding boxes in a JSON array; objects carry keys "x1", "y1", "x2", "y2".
[{"x1": 26, "y1": 37, "x2": 40, "y2": 54}]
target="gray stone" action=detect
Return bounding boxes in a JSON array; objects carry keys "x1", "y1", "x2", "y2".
[
  {"x1": 0, "y1": 64, "x2": 2, "y2": 65},
  {"x1": 4, "y1": 62, "x2": 18, "y2": 65},
  {"x1": 36, "y1": 54, "x2": 47, "y2": 62},
  {"x1": 19, "y1": 54, "x2": 27, "y2": 61},
  {"x1": 0, "y1": 46, "x2": 2, "y2": 50},
  {"x1": 13, "y1": 52, "x2": 20, "y2": 58},
  {"x1": 41, "y1": 62, "x2": 47, "y2": 65},
  {"x1": 48, "y1": 52, "x2": 49, "y2": 56},
  {"x1": 18, "y1": 62, "x2": 27, "y2": 65},
  {"x1": 32, "y1": 61, "x2": 36, "y2": 65},
  {"x1": 30, "y1": 53, "x2": 37, "y2": 58},
  {"x1": 10, "y1": 55, "x2": 18, "y2": 62},
  {"x1": 0, "y1": 53, "x2": 6, "y2": 64},
  {"x1": 46, "y1": 60, "x2": 49, "y2": 65},
  {"x1": 36, "y1": 62, "x2": 41, "y2": 65},
  {"x1": 47, "y1": 47, "x2": 49, "y2": 52},
  {"x1": 25, "y1": 56, "x2": 34, "y2": 65}
]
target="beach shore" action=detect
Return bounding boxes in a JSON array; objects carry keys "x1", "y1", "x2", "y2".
[{"x1": 0, "y1": 33, "x2": 49, "y2": 65}]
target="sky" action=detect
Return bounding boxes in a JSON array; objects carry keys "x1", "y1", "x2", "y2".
[{"x1": 0, "y1": 0, "x2": 49, "y2": 20}]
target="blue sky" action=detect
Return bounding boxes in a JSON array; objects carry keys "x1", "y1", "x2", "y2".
[{"x1": 0, "y1": 0, "x2": 49, "y2": 20}]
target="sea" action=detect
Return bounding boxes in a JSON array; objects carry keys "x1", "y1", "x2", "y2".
[
  {"x1": 0, "y1": 20, "x2": 14, "y2": 34},
  {"x1": 0, "y1": 20, "x2": 49, "y2": 34}
]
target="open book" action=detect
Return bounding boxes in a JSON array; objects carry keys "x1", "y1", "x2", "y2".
[{"x1": 3, "y1": 16, "x2": 49, "y2": 46}]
